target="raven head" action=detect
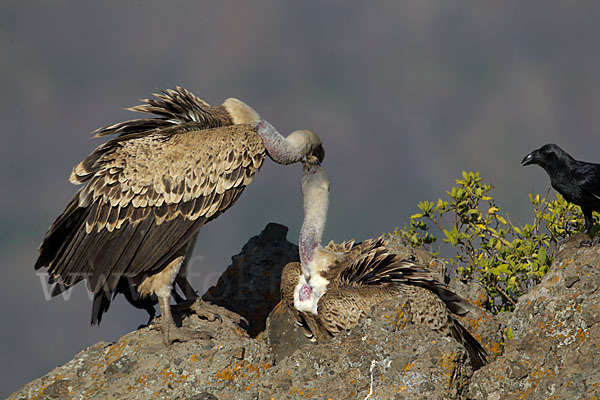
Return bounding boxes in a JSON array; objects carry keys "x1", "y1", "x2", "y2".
[{"x1": 522, "y1": 144, "x2": 566, "y2": 167}]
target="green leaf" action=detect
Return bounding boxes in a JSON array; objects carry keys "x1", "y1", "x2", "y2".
[{"x1": 506, "y1": 327, "x2": 514, "y2": 340}]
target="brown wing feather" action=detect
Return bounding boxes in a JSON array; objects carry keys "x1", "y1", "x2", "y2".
[
  {"x1": 93, "y1": 87, "x2": 232, "y2": 138},
  {"x1": 37, "y1": 123, "x2": 265, "y2": 297},
  {"x1": 320, "y1": 238, "x2": 474, "y2": 316},
  {"x1": 71, "y1": 87, "x2": 234, "y2": 185}
]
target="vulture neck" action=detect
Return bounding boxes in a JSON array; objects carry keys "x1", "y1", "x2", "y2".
[
  {"x1": 257, "y1": 120, "x2": 313, "y2": 165},
  {"x1": 299, "y1": 162, "x2": 330, "y2": 280}
]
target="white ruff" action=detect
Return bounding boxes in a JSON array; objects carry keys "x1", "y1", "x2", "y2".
[{"x1": 294, "y1": 274, "x2": 326, "y2": 315}]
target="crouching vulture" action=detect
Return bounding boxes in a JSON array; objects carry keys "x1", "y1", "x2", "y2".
[
  {"x1": 280, "y1": 157, "x2": 488, "y2": 369},
  {"x1": 35, "y1": 87, "x2": 325, "y2": 345}
]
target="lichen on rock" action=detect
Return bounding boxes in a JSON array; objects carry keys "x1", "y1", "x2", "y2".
[{"x1": 10, "y1": 226, "x2": 600, "y2": 400}]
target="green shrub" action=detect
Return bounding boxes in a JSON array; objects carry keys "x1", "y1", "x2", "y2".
[{"x1": 395, "y1": 171, "x2": 593, "y2": 313}]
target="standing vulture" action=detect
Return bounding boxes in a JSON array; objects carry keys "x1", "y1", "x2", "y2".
[
  {"x1": 35, "y1": 87, "x2": 325, "y2": 345},
  {"x1": 280, "y1": 157, "x2": 488, "y2": 369}
]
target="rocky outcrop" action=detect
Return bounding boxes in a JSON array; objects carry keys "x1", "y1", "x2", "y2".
[
  {"x1": 263, "y1": 300, "x2": 476, "y2": 399},
  {"x1": 467, "y1": 233, "x2": 600, "y2": 399},
  {"x1": 9, "y1": 228, "x2": 600, "y2": 399},
  {"x1": 202, "y1": 222, "x2": 299, "y2": 337}
]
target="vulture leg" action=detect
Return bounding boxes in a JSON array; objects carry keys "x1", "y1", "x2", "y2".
[
  {"x1": 157, "y1": 295, "x2": 212, "y2": 346},
  {"x1": 169, "y1": 234, "x2": 247, "y2": 326},
  {"x1": 139, "y1": 253, "x2": 212, "y2": 346}
]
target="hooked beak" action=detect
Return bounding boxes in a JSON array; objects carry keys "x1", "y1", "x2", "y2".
[
  {"x1": 521, "y1": 150, "x2": 539, "y2": 166},
  {"x1": 303, "y1": 155, "x2": 321, "y2": 166}
]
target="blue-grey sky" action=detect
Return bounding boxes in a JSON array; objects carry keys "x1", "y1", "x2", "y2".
[{"x1": 2, "y1": 1, "x2": 600, "y2": 396}]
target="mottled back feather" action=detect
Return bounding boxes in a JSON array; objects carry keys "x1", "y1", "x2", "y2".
[
  {"x1": 35, "y1": 88, "x2": 266, "y2": 318},
  {"x1": 281, "y1": 237, "x2": 488, "y2": 368}
]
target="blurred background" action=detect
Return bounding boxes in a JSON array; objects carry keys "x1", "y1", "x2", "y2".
[{"x1": 2, "y1": 1, "x2": 600, "y2": 396}]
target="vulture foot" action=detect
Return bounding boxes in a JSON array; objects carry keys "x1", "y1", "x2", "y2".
[
  {"x1": 173, "y1": 299, "x2": 248, "y2": 326},
  {"x1": 161, "y1": 320, "x2": 212, "y2": 346},
  {"x1": 158, "y1": 295, "x2": 211, "y2": 346}
]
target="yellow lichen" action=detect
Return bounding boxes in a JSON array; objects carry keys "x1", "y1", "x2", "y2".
[
  {"x1": 401, "y1": 362, "x2": 415, "y2": 374},
  {"x1": 159, "y1": 368, "x2": 187, "y2": 384},
  {"x1": 288, "y1": 387, "x2": 317, "y2": 398},
  {"x1": 515, "y1": 366, "x2": 556, "y2": 399},
  {"x1": 134, "y1": 375, "x2": 147, "y2": 385},
  {"x1": 213, "y1": 360, "x2": 270, "y2": 382},
  {"x1": 488, "y1": 341, "x2": 503, "y2": 356},
  {"x1": 439, "y1": 352, "x2": 457, "y2": 381}
]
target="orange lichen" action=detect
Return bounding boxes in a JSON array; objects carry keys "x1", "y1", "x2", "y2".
[
  {"x1": 439, "y1": 352, "x2": 457, "y2": 382},
  {"x1": 515, "y1": 366, "x2": 556, "y2": 399},
  {"x1": 401, "y1": 362, "x2": 415, "y2": 374},
  {"x1": 394, "y1": 384, "x2": 409, "y2": 393},
  {"x1": 288, "y1": 387, "x2": 317, "y2": 398},
  {"x1": 134, "y1": 374, "x2": 147, "y2": 385},
  {"x1": 28, "y1": 374, "x2": 66, "y2": 400},
  {"x1": 574, "y1": 328, "x2": 588, "y2": 346},
  {"x1": 213, "y1": 360, "x2": 270, "y2": 382},
  {"x1": 191, "y1": 354, "x2": 199, "y2": 362},
  {"x1": 159, "y1": 368, "x2": 187, "y2": 385},
  {"x1": 81, "y1": 341, "x2": 142, "y2": 397},
  {"x1": 468, "y1": 318, "x2": 480, "y2": 331},
  {"x1": 488, "y1": 341, "x2": 503, "y2": 357}
]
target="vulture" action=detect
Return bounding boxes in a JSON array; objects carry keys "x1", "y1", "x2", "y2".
[
  {"x1": 280, "y1": 157, "x2": 488, "y2": 370},
  {"x1": 35, "y1": 87, "x2": 325, "y2": 345}
]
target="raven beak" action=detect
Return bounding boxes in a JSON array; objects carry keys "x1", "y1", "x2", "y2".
[{"x1": 521, "y1": 150, "x2": 538, "y2": 166}]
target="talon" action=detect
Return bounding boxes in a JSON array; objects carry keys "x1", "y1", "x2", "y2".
[{"x1": 163, "y1": 325, "x2": 213, "y2": 346}]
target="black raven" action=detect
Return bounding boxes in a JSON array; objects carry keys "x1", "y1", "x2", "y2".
[{"x1": 522, "y1": 143, "x2": 600, "y2": 232}]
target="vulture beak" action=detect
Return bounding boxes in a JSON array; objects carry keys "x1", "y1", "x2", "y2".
[
  {"x1": 302, "y1": 155, "x2": 321, "y2": 171},
  {"x1": 521, "y1": 150, "x2": 539, "y2": 166},
  {"x1": 314, "y1": 144, "x2": 325, "y2": 164}
]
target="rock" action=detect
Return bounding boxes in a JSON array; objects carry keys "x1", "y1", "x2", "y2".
[
  {"x1": 264, "y1": 301, "x2": 313, "y2": 363},
  {"x1": 202, "y1": 222, "x2": 299, "y2": 337},
  {"x1": 467, "y1": 236, "x2": 600, "y2": 399},
  {"x1": 12, "y1": 305, "x2": 274, "y2": 400},
  {"x1": 10, "y1": 225, "x2": 600, "y2": 399},
  {"x1": 262, "y1": 299, "x2": 473, "y2": 399}
]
